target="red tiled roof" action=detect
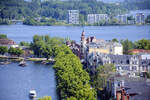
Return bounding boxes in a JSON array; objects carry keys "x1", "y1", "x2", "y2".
[
  {"x1": 0, "y1": 39, "x2": 16, "y2": 45},
  {"x1": 129, "y1": 49, "x2": 150, "y2": 53}
]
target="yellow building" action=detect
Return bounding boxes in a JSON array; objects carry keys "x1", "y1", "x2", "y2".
[
  {"x1": 87, "y1": 42, "x2": 123, "y2": 55},
  {"x1": 88, "y1": 48, "x2": 109, "y2": 54}
]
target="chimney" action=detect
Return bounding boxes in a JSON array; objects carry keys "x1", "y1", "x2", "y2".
[
  {"x1": 127, "y1": 94, "x2": 130, "y2": 100},
  {"x1": 121, "y1": 88, "x2": 125, "y2": 100}
]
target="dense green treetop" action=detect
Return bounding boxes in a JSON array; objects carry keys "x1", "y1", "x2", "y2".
[
  {"x1": 0, "y1": 46, "x2": 8, "y2": 55},
  {"x1": 0, "y1": 0, "x2": 128, "y2": 21},
  {"x1": 135, "y1": 39, "x2": 150, "y2": 50},
  {"x1": 8, "y1": 47, "x2": 24, "y2": 57},
  {"x1": 53, "y1": 45, "x2": 97, "y2": 100},
  {"x1": 122, "y1": 0, "x2": 150, "y2": 10},
  {"x1": 19, "y1": 41, "x2": 30, "y2": 46},
  {"x1": 0, "y1": 34, "x2": 7, "y2": 39}
]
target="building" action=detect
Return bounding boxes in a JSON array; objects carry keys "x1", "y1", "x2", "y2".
[
  {"x1": 66, "y1": 40, "x2": 80, "y2": 58},
  {"x1": 116, "y1": 15, "x2": 127, "y2": 24},
  {"x1": 80, "y1": 32, "x2": 123, "y2": 55},
  {"x1": 107, "y1": 75, "x2": 150, "y2": 100},
  {"x1": 139, "y1": 54, "x2": 150, "y2": 72},
  {"x1": 80, "y1": 31, "x2": 123, "y2": 61},
  {"x1": 87, "y1": 14, "x2": 108, "y2": 24},
  {"x1": 67, "y1": 10, "x2": 79, "y2": 24},
  {"x1": 80, "y1": 30, "x2": 87, "y2": 60},
  {"x1": 0, "y1": 39, "x2": 18, "y2": 48},
  {"x1": 135, "y1": 13, "x2": 145, "y2": 24},
  {"x1": 87, "y1": 53, "x2": 140, "y2": 73}
]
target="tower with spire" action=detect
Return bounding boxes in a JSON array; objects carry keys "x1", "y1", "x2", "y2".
[{"x1": 80, "y1": 30, "x2": 86, "y2": 60}]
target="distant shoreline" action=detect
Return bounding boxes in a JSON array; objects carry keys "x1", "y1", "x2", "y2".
[{"x1": 1, "y1": 23, "x2": 150, "y2": 26}]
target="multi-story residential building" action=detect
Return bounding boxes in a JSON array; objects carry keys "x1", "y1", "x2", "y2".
[
  {"x1": 139, "y1": 54, "x2": 150, "y2": 72},
  {"x1": 87, "y1": 53, "x2": 139, "y2": 73},
  {"x1": 66, "y1": 40, "x2": 81, "y2": 58},
  {"x1": 135, "y1": 13, "x2": 145, "y2": 24},
  {"x1": 116, "y1": 15, "x2": 127, "y2": 24},
  {"x1": 67, "y1": 10, "x2": 79, "y2": 24},
  {"x1": 0, "y1": 39, "x2": 18, "y2": 48},
  {"x1": 87, "y1": 14, "x2": 108, "y2": 24}
]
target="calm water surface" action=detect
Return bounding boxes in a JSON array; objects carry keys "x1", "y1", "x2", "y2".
[
  {"x1": 0, "y1": 25, "x2": 150, "y2": 43},
  {"x1": 0, "y1": 61, "x2": 58, "y2": 100},
  {"x1": 0, "y1": 24, "x2": 150, "y2": 100}
]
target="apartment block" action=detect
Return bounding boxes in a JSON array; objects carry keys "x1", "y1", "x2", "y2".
[
  {"x1": 117, "y1": 15, "x2": 127, "y2": 24},
  {"x1": 68, "y1": 10, "x2": 79, "y2": 24},
  {"x1": 87, "y1": 14, "x2": 108, "y2": 24},
  {"x1": 135, "y1": 13, "x2": 145, "y2": 24}
]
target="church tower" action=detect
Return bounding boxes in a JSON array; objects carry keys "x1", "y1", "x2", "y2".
[
  {"x1": 81, "y1": 30, "x2": 86, "y2": 45},
  {"x1": 80, "y1": 30, "x2": 86, "y2": 60}
]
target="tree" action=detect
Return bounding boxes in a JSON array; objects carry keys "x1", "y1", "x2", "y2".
[
  {"x1": 54, "y1": 45, "x2": 97, "y2": 100},
  {"x1": 16, "y1": 48, "x2": 24, "y2": 57},
  {"x1": 135, "y1": 39, "x2": 150, "y2": 50},
  {"x1": 19, "y1": 41, "x2": 30, "y2": 46},
  {"x1": 0, "y1": 34, "x2": 7, "y2": 39},
  {"x1": 43, "y1": 45, "x2": 52, "y2": 60},
  {"x1": 92, "y1": 64, "x2": 116, "y2": 89},
  {"x1": 8, "y1": 47, "x2": 16, "y2": 56},
  {"x1": 112, "y1": 38, "x2": 118, "y2": 42},
  {"x1": 8, "y1": 47, "x2": 24, "y2": 57},
  {"x1": 120, "y1": 39, "x2": 134, "y2": 54},
  {"x1": 145, "y1": 15, "x2": 150, "y2": 23},
  {"x1": 0, "y1": 46, "x2": 8, "y2": 55}
]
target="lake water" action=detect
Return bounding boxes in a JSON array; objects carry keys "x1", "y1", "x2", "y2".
[
  {"x1": 0, "y1": 24, "x2": 150, "y2": 100},
  {"x1": 0, "y1": 25, "x2": 150, "y2": 43},
  {"x1": 0, "y1": 61, "x2": 58, "y2": 100}
]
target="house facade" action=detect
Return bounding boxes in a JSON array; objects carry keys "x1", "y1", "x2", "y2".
[{"x1": 0, "y1": 39, "x2": 18, "y2": 48}]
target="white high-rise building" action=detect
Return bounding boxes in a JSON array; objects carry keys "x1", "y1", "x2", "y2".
[
  {"x1": 68, "y1": 10, "x2": 79, "y2": 24},
  {"x1": 87, "y1": 14, "x2": 108, "y2": 24},
  {"x1": 135, "y1": 13, "x2": 145, "y2": 24},
  {"x1": 117, "y1": 15, "x2": 127, "y2": 24}
]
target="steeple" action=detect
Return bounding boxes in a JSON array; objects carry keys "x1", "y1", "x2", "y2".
[
  {"x1": 81, "y1": 29, "x2": 85, "y2": 37},
  {"x1": 81, "y1": 29, "x2": 85, "y2": 44}
]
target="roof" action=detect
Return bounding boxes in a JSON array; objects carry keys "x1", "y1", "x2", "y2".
[
  {"x1": 111, "y1": 75, "x2": 150, "y2": 100},
  {"x1": 125, "y1": 81, "x2": 150, "y2": 100},
  {"x1": 141, "y1": 54, "x2": 150, "y2": 59},
  {"x1": 129, "y1": 49, "x2": 150, "y2": 54},
  {"x1": 0, "y1": 39, "x2": 16, "y2": 45}
]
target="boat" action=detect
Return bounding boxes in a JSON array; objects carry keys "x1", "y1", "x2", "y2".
[
  {"x1": 19, "y1": 60, "x2": 26, "y2": 66},
  {"x1": 0, "y1": 61, "x2": 11, "y2": 65},
  {"x1": 29, "y1": 90, "x2": 36, "y2": 98},
  {"x1": 41, "y1": 61, "x2": 55, "y2": 65}
]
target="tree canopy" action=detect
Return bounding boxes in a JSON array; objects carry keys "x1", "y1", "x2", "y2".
[
  {"x1": 54, "y1": 45, "x2": 97, "y2": 100},
  {"x1": 0, "y1": 46, "x2": 8, "y2": 55},
  {"x1": 0, "y1": 0, "x2": 128, "y2": 21},
  {"x1": 0, "y1": 34, "x2": 7, "y2": 39}
]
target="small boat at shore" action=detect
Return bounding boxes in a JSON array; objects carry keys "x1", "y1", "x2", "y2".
[
  {"x1": 0, "y1": 61, "x2": 11, "y2": 65},
  {"x1": 29, "y1": 90, "x2": 36, "y2": 98},
  {"x1": 41, "y1": 61, "x2": 55, "y2": 65},
  {"x1": 19, "y1": 60, "x2": 27, "y2": 67}
]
